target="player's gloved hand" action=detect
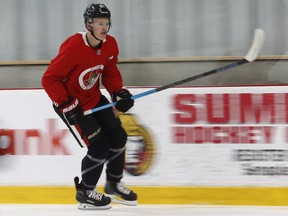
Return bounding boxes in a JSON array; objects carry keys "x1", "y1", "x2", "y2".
[
  {"x1": 57, "y1": 97, "x2": 84, "y2": 125},
  {"x1": 112, "y1": 89, "x2": 134, "y2": 113}
]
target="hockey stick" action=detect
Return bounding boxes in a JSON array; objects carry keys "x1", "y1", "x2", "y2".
[{"x1": 84, "y1": 28, "x2": 265, "y2": 115}]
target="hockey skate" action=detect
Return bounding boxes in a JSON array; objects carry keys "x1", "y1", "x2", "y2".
[
  {"x1": 104, "y1": 180, "x2": 138, "y2": 206},
  {"x1": 74, "y1": 176, "x2": 111, "y2": 210}
]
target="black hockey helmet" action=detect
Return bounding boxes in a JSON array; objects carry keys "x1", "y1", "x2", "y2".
[{"x1": 83, "y1": 3, "x2": 111, "y2": 23}]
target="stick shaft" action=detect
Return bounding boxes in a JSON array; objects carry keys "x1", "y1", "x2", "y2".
[
  {"x1": 155, "y1": 60, "x2": 247, "y2": 93},
  {"x1": 84, "y1": 59, "x2": 247, "y2": 115}
]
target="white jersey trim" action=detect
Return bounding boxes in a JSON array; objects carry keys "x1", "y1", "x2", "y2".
[{"x1": 78, "y1": 31, "x2": 90, "y2": 47}]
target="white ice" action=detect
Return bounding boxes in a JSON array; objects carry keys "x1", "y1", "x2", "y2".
[{"x1": 1, "y1": 204, "x2": 288, "y2": 216}]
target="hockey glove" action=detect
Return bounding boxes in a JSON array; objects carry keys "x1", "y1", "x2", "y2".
[
  {"x1": 57, "y1": 97, "x2": 84, "y2": 125},
  {"x1": 112, "y1": 89, "x2": 134, "y2": 113}
]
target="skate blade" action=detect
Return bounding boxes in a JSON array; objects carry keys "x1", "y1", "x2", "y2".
[
  {"x1": 77, "y1": 202, "x2": 112, "y2": 210},
  {"x1": 106, "y1": 194, "x2": 138, "y2": 206}
]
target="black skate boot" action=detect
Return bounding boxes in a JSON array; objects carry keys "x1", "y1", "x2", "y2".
[
  {"x1": 104, "y1": 180, "x2": 137, "y2": 206},
  {"x1": 74, "y1": 176, "x2": 111, "y2": 210}
]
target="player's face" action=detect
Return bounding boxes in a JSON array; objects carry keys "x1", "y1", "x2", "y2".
[{"x1": 91, "y1": 18, "x2": 110, "y2": 40}]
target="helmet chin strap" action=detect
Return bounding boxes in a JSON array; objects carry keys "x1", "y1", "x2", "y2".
[
  {"x1": 87, "y1": 24, "x2": 103, "y2": 48},
  {"x1": 90, "y1": 29, "x2": 102, "y2": 42}
]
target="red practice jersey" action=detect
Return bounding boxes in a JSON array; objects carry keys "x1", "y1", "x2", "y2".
[{"x1": 42, "y1": 32, "x2": 123, "y2": 111}]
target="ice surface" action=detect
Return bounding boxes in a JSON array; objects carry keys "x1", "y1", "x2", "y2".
[{"x1": 1, "y1": 204, "x2": 288, "y2": 216}]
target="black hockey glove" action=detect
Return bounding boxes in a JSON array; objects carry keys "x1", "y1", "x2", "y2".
[
  {"x1": 57, "y1": 97, "x2": 84, "y2": 125},
  {"x1": 112, "y1": 89, "x2": 134, "y2": 113}
]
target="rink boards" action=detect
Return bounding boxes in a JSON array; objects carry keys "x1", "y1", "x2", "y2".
[{"x1": 1, "y1": 86, "x2": 288, "y2": 205}]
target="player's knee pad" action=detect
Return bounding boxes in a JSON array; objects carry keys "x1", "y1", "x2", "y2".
[
  {"x1": 87, "y1": 136, "x2": 111, "y2": 159},
  {"x1": 108, "y1": 126, "x2": 127, "y2": 149}
]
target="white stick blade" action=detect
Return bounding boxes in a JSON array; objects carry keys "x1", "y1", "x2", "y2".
[{"x1": 244, "y1": 28, "x2": 265, "y2": 62}]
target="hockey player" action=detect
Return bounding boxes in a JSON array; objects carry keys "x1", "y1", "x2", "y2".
[{"x1": 41, "y1": 3, "x2": 137, "y2": 210}]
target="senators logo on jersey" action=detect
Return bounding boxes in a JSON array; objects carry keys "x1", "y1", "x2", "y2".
[{"x1": 79, "y1": 65, "x2": 104, "y2": 90}]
